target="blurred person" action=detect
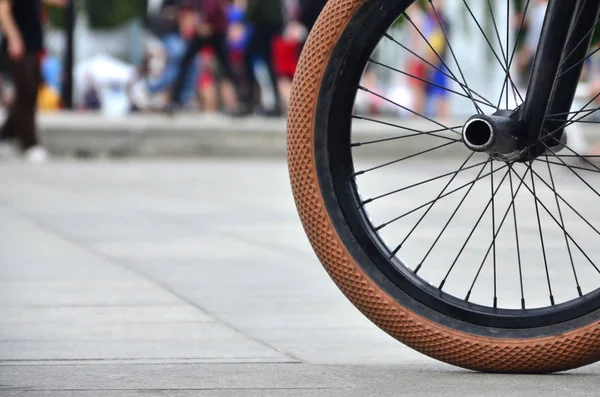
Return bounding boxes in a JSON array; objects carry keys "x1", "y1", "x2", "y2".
[
  {"x1": 265, "y1": 0, "x2": 325, "y2": 113},
  {"x1": 146, "y1": 0, "x2": 200, "y2": 109},
  {"x1": 402, "y1": 2, "x2": 450, "y2": 118},
  {"x1": 0, "y1": 0, "x2": 67, "y2": 163},
  {"x1": 226, "y1": 0, "x2": 253, "y2": 106},
  {"x1": 579, "y1": 71, "x2": 600, "y2": 157},
  {"x1": 81, "y1": 74, "x2": 101, "y2": 111},
  {"x1": 272, "y1": 29, "x2": 302, "y2": 113},
  {"x1": 273, "y1": 0, "x2": 306, "y2": 113},
  {"x1": 423, "y1": 0, "x2": 450, "y2": 118},
  {"x1": 241, "y1": 0, "x2": 284, "y2": 116},
  {"x1": 197, "y1": 47, "x2": 220, "y2": 112},
  {"x1": 404, "y1": 4, "x2": 427, "y2": 116},
  {"x1": 168, "y1": 0, "x2": 240, "y2": 114}
]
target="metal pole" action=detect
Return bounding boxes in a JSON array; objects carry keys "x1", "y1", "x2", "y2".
[{"x1": 61, "y1": 0, "x2": 75, "y2": 109}]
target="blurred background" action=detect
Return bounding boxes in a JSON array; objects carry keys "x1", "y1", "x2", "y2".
[{"x1": 3, "y1": 0, "x2": 598, "y2": 119}]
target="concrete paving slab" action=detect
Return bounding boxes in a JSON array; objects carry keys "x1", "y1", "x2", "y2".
[
  {"x1": 0, "y1": 281, "x2": 183, "y2": 307},
  {"x1": 0, "y1": 306, "x2": 212, "y2": 324},
  {"x1": 1, "y1": 363, "x2": 599, "y2": 397},
  {"x1": 0, "y1": 340, "x2": 287, "y2": 361}
]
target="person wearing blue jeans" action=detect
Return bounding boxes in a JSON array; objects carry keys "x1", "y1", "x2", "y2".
[{"x1": 149, "y1": 32, "x2": 199, "y2": 105}]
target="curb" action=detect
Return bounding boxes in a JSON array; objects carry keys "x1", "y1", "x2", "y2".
[{"x1": 37, "y1": 112, "x2": 599, "y2": 158}]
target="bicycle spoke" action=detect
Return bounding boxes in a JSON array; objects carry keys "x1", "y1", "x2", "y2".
[
  {"x1": 529, "y1": 162, "x2": 554, "y2": 305},
  {"x1": 367, "y1": 58, "x2": 494, "y2": 108},
  {"x1": 544, "y1": 138, "x2": 600, "y2": 174},
  {"x1": 558, "y1": 18, "x2": 600, "y2": 69},
  {"x1": 491, "y1": 161, "x2": 498, "y2": 308},
  {"x1": 535, "y1": 158, "x2": 600, "y2": 174},
  {"x1": 509, "y1": 165, "x2": 600, "y2": 275},
  {"x1": 543, "y1": 142, "x2": 600, "y2": 200},
  {"x1": 487, "y1": 0, "x2": 508, "y2": 64},
  {"x1": 383, "y1": 32, "x2": 496, "y2": 110},
  {"x1": 439, "y1": 162, "x2": 510, "y2": 294},
  {"x1": 363, "y1": 158, "x2": 485, "y2": 207},
  {"x1": 401, "y1": 11, "x2": 483, "y2": 113},
  {"x1": 465, "y1": 165, "x2": 529, "y2": 302},
  {"x1": 506, "y1": 0, "x2": 531, "y2": 99},
  {"x1": 528, "y1": 165, "x2": 600, "y2": 279},
  {"x1": 359, "y1": 86, "x2": 461, "y2": 133},
  {"x1": 506, "y1": 0, "x2": 510, "y2": 110},
  {"x1": 389, "y1": 153, "x2": 477, "y2": 257},
  {"x1": 440, "y1": 163, "x2": 511, "y2": 292},
  {"x1": 429, "y1": 1, "x2": 484, "y2": 114},
  {"x1": 354, "y1": 140, "x2": 459, "y2": 177},
  {"x1": 375, "y1": 164, "x2": 509, "y2": 231},
  {"x1": 546, "y1": 92, "x2": 600, "y2": 133},
  {"x1": 553, "y1": 155, "x2": 600, "y2": 158},
  {"x1": 508, "y1": 169, "x2": 526, "y2": 309},
  {"x1": 416, "y1": 159, "x2": 492, "y2": 276},
  {"x1": 546, "y1": 107, "x2": 600, "y2": 118},
  {"x1": 558, "y1": 46, "x2": 600, "y2": 80},
  {"x1": 461, "y1": 0, "x2": 523, "y2": 104},
  {"x1": 351, "y1": 116, "x2": 461, "y2": 146},
  {"x1": 564, "y1": 0, "x2": 587, "y2": 47},
  {"x1": 542, "y1": 154, "x2": 580, "y2": 296},
  {"x1": 553, "y1": 119, "x2": 600, "y2": 125}
]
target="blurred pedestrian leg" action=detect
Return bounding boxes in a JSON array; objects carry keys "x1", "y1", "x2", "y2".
[
  {"x1": 148, "y1": 33, "x2": 199, "y2": 103},
  {"x1": 170, "y1": 0, "x2": 240, "y2": 113},
  {"x1": 243, "y1": 0, "x2": 283, "y2": 116},
  {"x1": 1, "y1": 54, "x2": 43, "y2": 158},
  {"x1": 0, "y1": 0, "x2": 66, "y2": 163}
]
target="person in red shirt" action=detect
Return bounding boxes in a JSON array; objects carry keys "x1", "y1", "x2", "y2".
[{"x1": 168, "y1": 0, "x2": 239, "y2": 113}]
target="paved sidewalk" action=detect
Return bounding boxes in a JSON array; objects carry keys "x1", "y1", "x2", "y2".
[{"x1": 1, "y1": 159, "x2": 599, "y2": 396}]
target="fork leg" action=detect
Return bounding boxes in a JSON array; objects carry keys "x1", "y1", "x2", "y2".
[
  {"x1": 517, "y1": 0, "x2": 581, "y2": 143},
  {"x1": 544, "y1": 0, "x2": 600, "y2": 147}
]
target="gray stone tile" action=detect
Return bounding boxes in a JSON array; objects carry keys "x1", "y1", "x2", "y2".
[
  {"x1": 0, "y1": 210, "x2": 138, "y2": 282},
  {"x1": 90, "y1": 237, "x2": 271, "y2": 261},
  {"x1": 0, "y1": 281, "x2": 182, "y2": 307},
  {"x1": 239, "y1": 328, "x2": 426, "y2": 365},
  {"x1": 0, "y1": 340, "x2": 286, "y2": 361},
  {"x1": 28, "y1": 213, "x2": 198, "y2": 243},
  {"x1": 0, "y1": 322, "x2": 263, "y2": 341},
  {"x1": 0, "y1": 306, "x2": 212, "y2": 324},
  {"x1": 0, "y1": 363, "x2": 599, "y2": 397},
  {"x1": 0, "y1": 363, "x2": 349, "y2": 390}
]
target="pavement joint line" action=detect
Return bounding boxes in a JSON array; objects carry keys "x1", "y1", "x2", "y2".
[
  {"x1": 0, "y1": 387, "x2": 341, "y2": 392},
  {"x1": 0, "y1": 304, "x2": 193, "y2": 309},
  {"x1": 0, "y1": 359, "x2": 302, "y2": 366},
  {"x1": 0, "y1": 203, "x2": 304, "y2": 364}
]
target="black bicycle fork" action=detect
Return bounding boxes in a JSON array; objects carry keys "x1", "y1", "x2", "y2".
[{"x1": 519, "y1": 0, "x2": 600, "y2": 145}]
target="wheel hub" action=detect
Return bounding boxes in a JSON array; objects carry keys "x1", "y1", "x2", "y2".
[{"x1": 462, "y1": 110, "x2": 564, "y2": 162}]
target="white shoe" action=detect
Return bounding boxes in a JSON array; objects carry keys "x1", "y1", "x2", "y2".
[
  {"x1": 0, "y1": 141, "x2": 18, "y2": 159},
  {"x1": 24, "y1": 145, "x2": 49, "y2": 164}
]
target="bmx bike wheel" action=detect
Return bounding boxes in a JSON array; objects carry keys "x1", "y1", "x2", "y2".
[{"x1": 287, "y1": 0, "x2": 600, "y2": 373}]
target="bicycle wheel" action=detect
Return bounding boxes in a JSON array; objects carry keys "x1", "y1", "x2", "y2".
[{"x1": 287, "y1": 0, "x2": 600, "y2": 374}]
